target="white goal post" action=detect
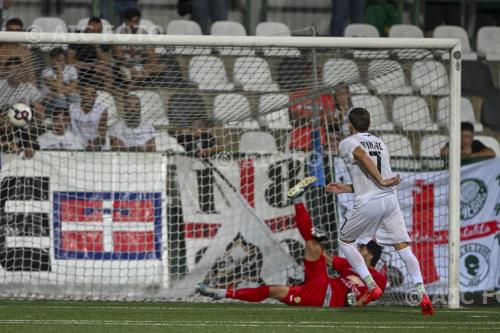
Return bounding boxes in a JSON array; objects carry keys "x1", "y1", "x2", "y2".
[{"x1": 0, "y1": 31, "x2": 461, "y2": 308}]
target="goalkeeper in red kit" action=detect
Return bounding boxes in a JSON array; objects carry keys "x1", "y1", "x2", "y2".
[{"x1": 197, "y1": 176, "x2": 387, "y2": 307}]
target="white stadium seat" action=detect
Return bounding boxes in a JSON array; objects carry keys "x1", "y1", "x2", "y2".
[
  {"x1": 189, "y1": 56, "x2": 234, "y2": 91},
  {"x1": 259, "y1": 94, "x2": 292, "y2": 130},
  {"x1": 411, "y1": 61, "x2": 449, "y2": 96},
  {"x1": 240, "y1": 131, "x2": 278, "y2": 154},
  {"x1": 31, "y1": 17, "x2": 68, "y2": 52},
  {"x1": 166, "y1": 20, "x2": 209, "y2": 55},
  {"x1": 476, "y1": 26, "x2": 500, "y2": 61},
  {"x1": 130, "y1": 90, "x2": 169, "y2": 127},
  {"x1": 214, "y1": 94, "x2": 259, "y2": 129},
  {"x1": 420, "y1": 134, "x2": 447, "y2": 168},
  {"x1": 368, "y1": 60, "x2": 413, "y2": 95},
  {"x1": 77, "y1": 18, "x2": 113, "y2": 33},
  {"x1": 211, "y1": 21, "x2": 246, "y2": 36},
  {"x1": 323, "y1": 59, "x2": 369, "y2": 94},
  {"x1": 210, "y1": 21, "x2": 254, "y2": 56},
  {"x1": 351, "y1": 95, "x2": 394, "y2": 130},
  {"x1": 344, "y1": 23, "x2": 379, "y2": 37},
  {"x1": 475, "y1": 136, "x2": 500, "y2": 156},
  {"x1": 233, "y1": 57, "x2": 279, "y2": 92},
  {"x1": 437, "y1": 97, "x2": 483, "y2": 132},
  {"x1": 379, "y1": 134, "x2": 420, "y2": 169},
  {"x1": 433, "y1": 26, "x2": 477, "y2": 60},
  {"x1": 392, "y1": 96, "x2": 438, "y2": 131},
  {"x1": 139, "y1": 18, "x2": 164, "y2": 34},
  {"x1": 388, "y1": 24, "x2": 424, "y2": 38},
  {"x1": 255, "y1": 22, "x2": 300, "y2": 57}
]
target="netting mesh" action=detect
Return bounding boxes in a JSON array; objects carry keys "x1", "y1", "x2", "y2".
[{"x1": 0, "y1": 37, "x2": 453, "y2": 304}]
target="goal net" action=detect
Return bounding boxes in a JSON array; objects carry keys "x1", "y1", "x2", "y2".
[{"x1": 0, "y1": 32, "x2": 461, "y2": 306}]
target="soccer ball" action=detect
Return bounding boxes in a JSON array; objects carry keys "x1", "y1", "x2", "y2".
[{"x1": 8, "y1": 102, "x2": 33, "y2": 128}]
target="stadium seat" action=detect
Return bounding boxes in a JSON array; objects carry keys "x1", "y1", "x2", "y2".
[
  {"x1": 139, "y1": 18, "x2": 164, "y2": 34},
  {"x1": 166, "y1": 20, "x2": 209, "y2": 55},
  {"x1": 77, "y1": 18, "x2": 113, "y2": 33},
  {"x1": 239, "y1": 131, "x2": 278, "y2": 154},
  {"x1": 420, "y1": 135, "x2": 447, "y2": 168},
  {"x1": 367, "y1": 60, "x2": 413, "y2": 95},
  {"x1": 277, "y1": 57, "x2": 312, "y2": 91},
  {"x1": 344, "y1": 23, "x2": 379, "y2": 37},
  {"x1": 476, "y1": 26, "x2": 500, "y2": 61},
  {"x1": 210, "y1": 21, "x2": 254, "y2": 56},
  {"x1": 154, "y1": 132, "x2": 186, "y2": 153},
  {"x1": 351, "y1": 95, "x2": 394, "y2": 130},
  {"x1": 392, "y1": 96, "x2": 438, "y2": 131},
  {"x1": 211, "y1": 21, "x2": 246, "y2": 36},
  {"x1": 30, "y1": 17, "x2": 68, "y2": 52},
  {"x1": 379, "y1": 134, "x2": 420, "y2": 169},
  {"x1": 255, "y1": 22, "x2": 300, "y2": 57},
  {"x1": 233, "y1": 57, "x2": 279, "y2": 92},
  {"x1": 475, "y1": 136, "x2": 500, "y2": 156},
  {"x1": 259, "y1": 94, "x2": 292, "y2": 130},
  {"x1": 388, "y1": 24, "x2": 424, "y2": 38},
  {"x1": 461, "y1": 61, "x2": 498, "y2": 96},
  {"x1": 167, "y1": 93, "x2": 206, "y2": 127},
  {"x1": 130, "y1": 90, "x2": 169, "y2": 126},
  {"x1": 214, "y1": 94, "x2": 259, "y2": 129},
  {"x1": 323, "y1": 59, "x2": 369, "y2": 94},
  {"x1": 189, "y1": 56, "x2": 234, "y2": 91},
  {"x1": 437, "y1": 97, "x2": 483, "y2": 132},
  {"x1": 480, "y1": 94, "x2": 500, "y2": 132},
  {"x1": 433, "y1": 26, "x2": 477, "y2": 60},
  {"x1": 411, "y1": 61, "x2": 449, "y2": 96}
]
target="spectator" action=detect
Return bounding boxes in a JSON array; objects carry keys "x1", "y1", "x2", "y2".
[
  {"x1": 67, "y1": 17, "x2": 114, "y2": 92},
  {"x1": 364, "y1": 0, "x2": 400, "y2": 36},
  {"x1": 0, "y1": 120, "x2": 37, "y2": 158},
  {"x1": 100, "y1": 0, "x2": 138, "y2": 26},
  {"x1": 69, "y1": 75, "x2": 108, "y2": 151},
  {"x1": 330, "y1": 0, "x2": 365, "y2": 37},
  {"x1": 440, "y1": 122, "x2": 496, "y2": 162},
  {"x1": 0, "y1": 0, "x2": 11, "y2": 28},
  {"x1": 0, "y1": 18, "x2": 36, "y2": 85},
  {"x1": 112, "y1": 8, "x2": 166, "y2": 86},
  {"x1": 0, "y1": 56, "x2": 44, "y2": 124},
  {"x1": 109, "y1": 94, "x2": 155, "y2": 152},
  {"x1": 191, "y1": 0, "x2": 229, "y2": 35},
  {"x1": 332, "y1": 82, "x2": 353, "y2": 138},
  {"x1": 38, "y1": 106, "x2": 84, "y2": 150},
  {"x1": 424, "y1": 2, "x2": 460, "y2": 37},
  {"x1": 177, "y1": 119, "x2": 223, "y2": 213},
  {"x1": 41, "y1": 48, "x2": 78, "y2": 113}
]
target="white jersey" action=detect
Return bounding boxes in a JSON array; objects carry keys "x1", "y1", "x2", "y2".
[
  {"x1": 38, "y1": 129, "x2": 85, "y2": 150},
  {"x1": 41, "y1": 65, "x2": 78, "y2": 95},
  {"x1": 70, "y1": 100, "x2": 107, "y2": 144},
  {"x1": 339, "y1": 132, "x2": 396, "y2": 203},
  {"x1": 0, "y1": 80, "x2": 42, "y2": 108},
  {"x1": 108, "y1": 119, "x2": 155, "y2": 148}
]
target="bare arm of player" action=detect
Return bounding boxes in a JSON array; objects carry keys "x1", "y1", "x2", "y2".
[
  {"x1": 353, "y1": 147, "x2": 401, "y2": 187},
  {"x1": 325, "y1": 182, "x2": 353, "y2": 194}
]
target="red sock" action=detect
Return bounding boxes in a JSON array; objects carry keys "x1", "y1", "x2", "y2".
[
  {"x1": 226, "y1": 286, "x2": 270, "y2": 302},
  {"x1": 294, "y1": 202, "x2": 313, "y2": 241}
]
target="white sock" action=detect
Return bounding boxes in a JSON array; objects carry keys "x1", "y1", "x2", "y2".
[
  {"x1": 397, "y1": 246, "x2": 426, "y2": 294},
  {"x1": 339, "y1": 240, "x2": 377, "y2": 290}
]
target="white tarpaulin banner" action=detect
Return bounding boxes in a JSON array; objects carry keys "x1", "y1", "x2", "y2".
[{"x1": 335, "y1": 157, "x2": 500, "y2": 292}]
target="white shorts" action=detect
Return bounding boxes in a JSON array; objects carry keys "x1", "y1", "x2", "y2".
[{"x1": 339, "y1": 194, "x2": 411, "y2": 245}]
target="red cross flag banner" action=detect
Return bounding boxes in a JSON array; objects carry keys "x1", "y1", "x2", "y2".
[{"x1": 335, "y1": 157, "x2": 500, "y2": 293}]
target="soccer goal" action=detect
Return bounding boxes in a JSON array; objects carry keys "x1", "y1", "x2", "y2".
[{"x1": 0, "y1": 31, "x2": 461, "y2": 308}]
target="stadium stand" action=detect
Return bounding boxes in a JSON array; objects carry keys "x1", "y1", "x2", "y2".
[
  {"x1": 461, "y1": 61, "x2": 499, "y2": 96},
  {"x1": 323, "y1": 59, "x2": 369, "y2": 94},
  {"x1": 77, "y1": 17, "x2": 113, "y2": 33},
  {"x1": 481, "y1": 94, "x2": 500, "y2": 132},
  {"x1": 258, "y1": 93, "x2": 292, "y2": 130},
  {"x1": 437, "y1": 97, "x2": 483, "y2": 132},
  {"x1": 367, "y1": 60, "x2": 413, "y2": 95},
  {"x1": 475, "y1": 135, "x2": 500, "y2": 156},
  {"x1": 433, "y1": 25, "x2": 478, "y2": 60},
  {"x1": 388, "y1": 24, "x2": 424, "y2": 38},
  {"x1": 392, "y1": 96, "x2": 438, "y2": 131},
  {"x1": 233, "y1": 57, "x2": 279, "y2": 92},
  {"x1": 189, "y1": 56, "x2": 235, "y2": 91},
  {"x1": 239, "y1": 131, "x2": 278, "y2": 154},
  {"x1": 411, "y1": 61, "x2": 449, "y2": 96},
  {"x1": 213, "y1": 93, "x2": 259, "y2": 129},
  {"x1": 351, "y1": 95, "x2": 394, "y2": 130}
]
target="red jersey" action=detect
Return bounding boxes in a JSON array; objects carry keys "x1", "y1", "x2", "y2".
[
  {"x1": 289, "y1": 91, "x2": 335, "y2": 118},
  {"x1": 281, "y1": 255, "x2": 387, "y2": 308}
]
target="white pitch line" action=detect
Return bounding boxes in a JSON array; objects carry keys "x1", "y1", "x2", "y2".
[{"x1": 0, "y1": 320, "x2": 497, "y2": 330}]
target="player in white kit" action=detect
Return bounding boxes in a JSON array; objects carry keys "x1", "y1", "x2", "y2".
[{"x1": 326, "y1": 108, "x2": 434, "y2": 315}]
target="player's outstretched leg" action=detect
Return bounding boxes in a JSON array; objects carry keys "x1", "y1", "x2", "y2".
[
  {"x1": 197, "y1": 283, "x2": 288, "y2": 303},
  {"x1": 395, "y1": 244, "x2": 434, "y2": 315}
]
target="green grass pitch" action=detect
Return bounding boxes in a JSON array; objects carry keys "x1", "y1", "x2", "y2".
[{"x1": 0, "y1": 301, "x2": 498, "y2": 333}]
